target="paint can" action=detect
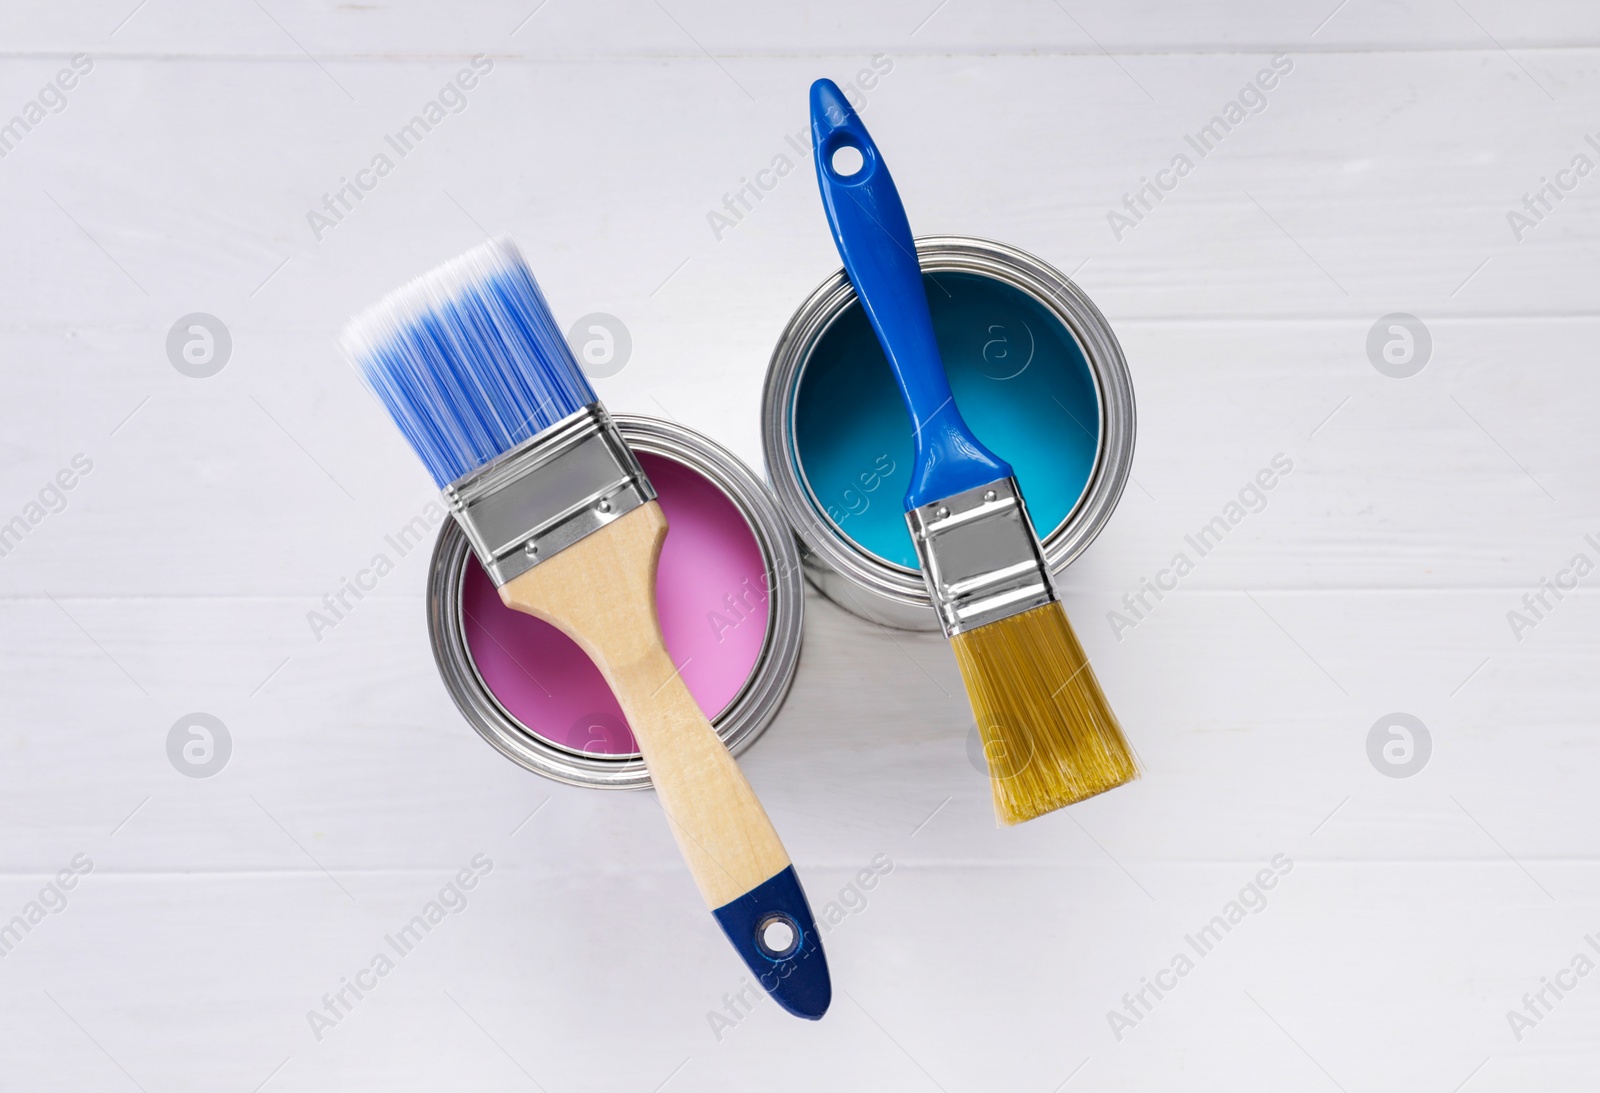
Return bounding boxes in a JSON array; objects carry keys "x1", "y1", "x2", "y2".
[
  {"x1": 762, "y1": 236, "x2": 1135, "y2": 630},
  {"x1": 426, "y1": 415, "x2": 805, "y2": 789}
]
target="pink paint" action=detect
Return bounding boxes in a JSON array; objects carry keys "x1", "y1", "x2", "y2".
[{"x1": 461, "y1": 452, "x2": 771, "y2": 756}]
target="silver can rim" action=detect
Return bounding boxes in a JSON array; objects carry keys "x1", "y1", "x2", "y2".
[
  {"x1": 761, "y1": 235, "x2": 1137, "y2": 619},
  {"x1": 426, "y1": 414, "x2": 806, "y2": 790}
]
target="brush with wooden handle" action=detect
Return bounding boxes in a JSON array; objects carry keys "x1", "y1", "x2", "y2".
[
  {"x1": 342, "y1": 239, "x2": 830, "y2": 1018},
  {"x1": 808, "y1": 79, "x2": 1139, "y2": 825}
]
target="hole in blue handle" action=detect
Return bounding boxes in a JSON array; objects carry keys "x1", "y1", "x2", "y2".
[
  {"x1": 829, "y1": 142, "x2": 865, "y2": 179},
  {"x1": 756, "y1": 912, "x2": 801, "y2": 959}
]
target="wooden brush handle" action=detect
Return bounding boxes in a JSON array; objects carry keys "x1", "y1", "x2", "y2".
[
  {"x1": 499, "y1": 500, "x2": 832, "y2": 1020},
  {"x1": 499, "y1": 501, "x2": 790, "y2": 906},
  {"x1": 600, "y1": 643, "x2": 792, "y2": 905}
]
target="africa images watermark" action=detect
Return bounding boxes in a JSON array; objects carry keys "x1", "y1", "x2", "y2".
[
  {"x1": 0, "y1": 853, "x2": 94, "y2": 960},
  {"x1": 306, "y1": 852, "x2": 493, "y2": 1041},
  {"x1": 306, "y1": 54, "x2": 494, "y2": 242},
  {"x1": 1106, "y1": 54, "x2": 1294, "y2": 241},
  {"x1": 0, "y1": 453, "x2": 94, "y2": 561},
  {"x1": 1504, "y1": 530, "x2": 1600, "y2": 642},
  {"x1": 0, "y1": 53, "x2": 93, "y2": 158},
  {"x1": 1107, "y1": 854, "x2": 1294, "y2": 1042},
  {"x1": 1505, "y1": 131, "x2": 1600, "y2": 242},
  {"x1": 705, "y1": 548, "x2": 808, "y2": 646},
  {"x1": 1107, "y1": 453, "x2": 1294, "y2": 640},
  {"x1": 167, "y1": 713, "x2": 232, "y2": 779},
  {"x1": 167, "y1": 313, "x2": 232, "y2": 378},
  {"x1": 567, "y1": 313, "x2": 632, "y2": 380},
  {"x1": 306, "y1": 499, "x2": 448, "y2": 641},
  {"x1": 820, "y1": 452, "x2": 897, "y2": 530},
  {"x1": 1505, "y1": 933, "x2": 1600, "y2": 1042},
  {"x1": 706, "y1": 571, "x2": 772, "y2": 646},
  {"x1": 1367, "y1": 713, "x2": 1431, "y2": 778},
  {"x1": 706, "y1": 54, "x2": 894, "y2": 242}
]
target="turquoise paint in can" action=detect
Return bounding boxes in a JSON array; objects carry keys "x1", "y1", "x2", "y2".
[
  {"x1": 762, "y1": 237, "x2": 1136, "y2": 630},
  {"x1": 793, "y1": 269, "x2": 1101, "y2": 570}
]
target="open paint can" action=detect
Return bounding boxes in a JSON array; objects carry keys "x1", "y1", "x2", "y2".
[
  {"x1": 762, "y1": 236, "x2": 1136, "y2": 630},
  {"x1": 427, "y1": 415, "x2": 805, "y2": 789}
]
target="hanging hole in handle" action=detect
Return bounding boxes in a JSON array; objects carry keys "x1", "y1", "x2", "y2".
[
  {"x1": 830, "y1": 143, "x2": 865, "y2": 179},
  {"x1": 755, "y1": 912, "x2": 801, "y2": 959}
]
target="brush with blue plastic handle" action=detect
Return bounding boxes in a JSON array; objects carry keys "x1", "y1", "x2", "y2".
[
  {"x1": 342, "y1": 239, "x2": 829, "y2": 1018},
  {"x1": 809, "y1": 79, "x2": 1138, "y2": 824}
]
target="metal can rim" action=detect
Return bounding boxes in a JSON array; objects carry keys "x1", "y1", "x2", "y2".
[
  {"x1": 426, "y1": 414, "x2": 806, "y2": 790},
  {"x1": 761, "y1": 235, "x2": 1137, "y2": 622}
]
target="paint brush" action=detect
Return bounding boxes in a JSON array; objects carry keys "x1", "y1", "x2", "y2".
[
  {"x1": 342, "y1": 238, "x2": 830, "y2": 1018},
  {"x1": 808, "y1": 79, "x2": 1138, "y2": 824}
]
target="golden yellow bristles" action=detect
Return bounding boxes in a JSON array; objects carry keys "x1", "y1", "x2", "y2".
[{"x1": 951, "y1": 602, "x2": 1138, "y2": 825}]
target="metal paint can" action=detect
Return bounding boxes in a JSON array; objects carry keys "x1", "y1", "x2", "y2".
[
  {"x1": 426, "y1": 415, "x2": 805, "y2": 789},
  {"x1": 762, "y1": 236, "x2": 1135, "y2": 631}
]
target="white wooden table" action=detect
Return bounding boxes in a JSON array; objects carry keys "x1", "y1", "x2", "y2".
[{"x1": 2, "y1": 2, "x2": 1597, "y2": 1088}]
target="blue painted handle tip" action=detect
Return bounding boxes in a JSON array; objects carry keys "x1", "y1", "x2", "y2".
[{"x1": 712, "y1": 866, "x2": 831, "y2": 1020}]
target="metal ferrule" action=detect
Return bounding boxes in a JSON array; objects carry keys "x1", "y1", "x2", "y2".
[
  {"x1": 905, "y1": 476, "x2": 1056, "y2": 637},
  {"x1": 444, "y1": 402, "x2": 655, "y2": 587}
]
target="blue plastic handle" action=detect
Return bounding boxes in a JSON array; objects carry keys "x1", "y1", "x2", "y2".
[{"x1": 809, "y1": 78, "x2": 1011, "y2": 511}]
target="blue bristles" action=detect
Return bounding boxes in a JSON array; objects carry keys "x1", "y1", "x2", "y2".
[{"x1": 341, "y1": 238, "x2": 596, "y2": 487}]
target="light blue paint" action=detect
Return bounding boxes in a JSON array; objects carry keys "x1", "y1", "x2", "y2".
[{"x1": 793, "y1": 271, "x2": 1100, "y2": 570}]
